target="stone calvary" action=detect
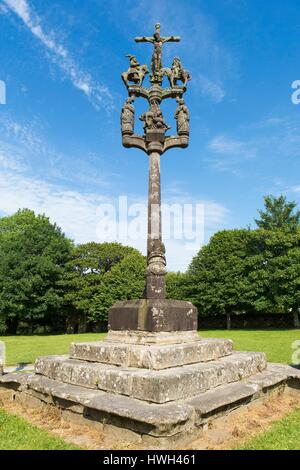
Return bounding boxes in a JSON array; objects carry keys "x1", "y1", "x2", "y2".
[{"x1": 1, "y1": 24, "x2": 300, "y2": 449}]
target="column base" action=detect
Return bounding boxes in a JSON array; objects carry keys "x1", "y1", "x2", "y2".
[{"x1": 108, "y1": 298, "x2": 198, "y2": 332}]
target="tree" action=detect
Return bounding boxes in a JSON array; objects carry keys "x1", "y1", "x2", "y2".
[
  {"x1": 60, "y1": 242, "x2": 145, "y2": 330},
  {"x1": 187, "y1": 230, "x2": 254, "y2": 329},
  {"x1": 255, "y1": 195, "x2": 300, "y2": 233},
  {"x1": 89, "y1": 251, "x2": 146, "y2": 325},
  {"x1": 247, "y1": 229, "x2": 300, "y2": 327},
  {"x1": 0, "y1": 209, "x2": 73, "y2": 334},
  {"x1": 166, "y1": 272, "x2": 187, "y2": 300}
]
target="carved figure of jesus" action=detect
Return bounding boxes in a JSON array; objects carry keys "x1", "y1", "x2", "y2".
[{"x1": 135, "y1": 23, "x2": 180, "y2": 79}]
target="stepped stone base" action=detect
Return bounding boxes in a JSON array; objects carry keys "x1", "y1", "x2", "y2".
[
  {"x1": 1, "y1": 364, "x2": 300, "y2": 448},
  {"x1": 34, "y1": 351, "x2": 267, "y2": 403},
  {"x1": 1, "y1": 333, "x2": 300, "y2": 448}
]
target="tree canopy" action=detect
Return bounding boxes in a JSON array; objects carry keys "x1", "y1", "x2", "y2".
[
  {"x1": 0, "y1": 209, "x2": 73, "y2": 334},
  {"x1": 255, "y1": 195, "x2": 300, "y2": 232},
  {"x1": 89, "y1": 250, "x2": 146, "y2": 324},
  {"x1": 60, "y1": 242, "x2": 137, "y2": 313}
]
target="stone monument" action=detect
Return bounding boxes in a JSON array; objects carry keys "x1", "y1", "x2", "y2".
[
  {"x1": 114, "y1": 22, "x2": 196, "y2": 339},
  {"x1": 1, "y1": 24, "x2": 300, "y2": 449}
]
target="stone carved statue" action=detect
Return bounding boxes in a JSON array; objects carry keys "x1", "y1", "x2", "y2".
[
  {"x1": 175, "y1": 97, "x2": 189, "y2": 135},
  {"x1": 165, "y1": 57, "x2": 191, "y2": 88},
  {"x1": 140, "y1": 100, "x2": 170, "y2": 133},
  {"x1": 135, "y1": 23, "x2": 180, "y2": 83},
  {"x1": 121, "y1": 96, "x2": 135, "y2": 135},
  {"x1": 121, "y1": 55, "x2": 149, "y2": 88}
]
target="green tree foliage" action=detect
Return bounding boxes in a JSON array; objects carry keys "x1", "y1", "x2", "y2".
[
  {"x1": 0, "y1": 209, "x2": 73, "y2": 334},
  {"x1": 60, "y1": 242, "x2": 146, "y2": 327},
  {"x1": 247, "y1": 229, "x2": 300, "y2": 326},
  {"x1": 166, "y1": 271, "x2": 187, "y2": 300},
  {"x1": 255, "y1": 195, "x2": 300, "y2": 232},
  {"x1": 186, "y1": 226, "x2": 300, "y2": 328},
  {"x1": 60, "y1": 242, "x2": 135, "y2": 313},
  {"x1": 187, "y1": 230, "x2": 254, "y2": 327},
  {"x1": 89, "y1": 251, "x2": 146, "y2": 324}
]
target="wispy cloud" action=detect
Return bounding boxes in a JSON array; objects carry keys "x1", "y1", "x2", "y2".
[
  {"x1": 0, "y1": 165, "x2": 229, "y2": 271},
  {"x1": 0, "y1": 113, "x2": 115, "y2": 188},
  {"x1": 196, "y1": 74, "x2": 225, "y2": 103},
  {"x1": 208, "y1": 134, "x2": 256, "y2": 172},
  {"x1": 3, "y1": 0, "x2": 113, "y2": 110},
  {"x1": 0, "y1": 153, "x2": 25, "y2": 171},
  {"x1": 0, "y1": 171, "x2": 109, "y2": 243}
]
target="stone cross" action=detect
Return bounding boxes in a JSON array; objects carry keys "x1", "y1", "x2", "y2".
[
  {"x1": 135, "y1": 23, "x2": 180, "y2": 83},
  {"x1": 109, "y1": 24, "x2": 195, "y2": 333}
]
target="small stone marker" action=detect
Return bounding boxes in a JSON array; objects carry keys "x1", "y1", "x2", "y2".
[{"x1": 0, "y1": 341, "x2": 5, "y2": 375}]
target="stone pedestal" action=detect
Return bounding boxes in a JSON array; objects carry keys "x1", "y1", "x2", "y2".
[{"x1": 108, "y1": 299, "x2": 198, "y2": 332}]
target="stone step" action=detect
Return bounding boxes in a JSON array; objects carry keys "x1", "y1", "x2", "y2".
[
  {"x1": 1, "y1": 364, "x2": 299, "y2": 444},
  {"x1": 35, "y1": 351, "x2": 267, "y2": 404},
  {"x1": 69, "y1": 338, "x2": 233, "y2": 370},
  {"x1": 186, "y1": 367, "x2": 290, "y2": 424}
]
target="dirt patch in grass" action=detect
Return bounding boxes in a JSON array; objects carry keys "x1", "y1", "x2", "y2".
[
  {"x1": 0, "y1": 390, "x2": 104, "y2": 450},
  {"x1": 186, "y1": 388, "x2": 300, "y2": 450}
]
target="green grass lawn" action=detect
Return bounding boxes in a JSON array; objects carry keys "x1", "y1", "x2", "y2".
[
  {"x1": 0, "y1": 333, "x2": 106, "y2": 365},
  {"x1": 0, "y1": 409, "x2": 79, "y2": 450},
  {"x1": 1, "y1": 329, "x2": 299, "y2": 366},
  {"x1": 201, "y1": 329, "x2": 300, "y2": 364}
]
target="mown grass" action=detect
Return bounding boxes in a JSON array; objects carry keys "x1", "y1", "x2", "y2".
[
  {"x1": 0, "y1": 333, "x2": 105, "y2": 365},
  {"x1": 1, "y1": 329, "x2": 299, "y2": 366},
  {"x1": 0, "y1": 409, "x2": 79, "y2": 450},
  {"x1": 201, "y1": 329, "x2": 300, "y2": 364}
]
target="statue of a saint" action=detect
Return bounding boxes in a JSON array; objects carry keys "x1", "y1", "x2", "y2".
[
  {"x1": 175, "y1": 98, "x2": 189, "y2": 135},
  {"x1": 121, "y1": 97, "x2": 135, "y2": 135}
]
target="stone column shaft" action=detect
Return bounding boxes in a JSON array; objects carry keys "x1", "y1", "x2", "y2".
[{"x1": 146, "y1": 151, "x2": 166, "y2": 299}]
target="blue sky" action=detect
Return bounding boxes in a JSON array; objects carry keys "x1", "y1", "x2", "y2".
[{"x1": 0, "y1": 0, "x2": 299, "y2": 271}]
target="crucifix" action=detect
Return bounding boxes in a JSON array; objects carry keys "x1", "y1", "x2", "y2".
[{"x1": 135, "y1": 23, "x2": 180, "y2": 83}]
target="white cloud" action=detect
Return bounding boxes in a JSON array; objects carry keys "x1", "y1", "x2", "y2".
[
  {"x1": 0, "y1": 170, "x2": 229, "y2": 271},
  {"x1": 0, "y1": 153, "x2": 25, "y2": 171},
  {"x1": 3, "y1": 0, "x2": 113, "y2": 110},
  {"x1": 208, "y1": 134, "x2": 257, "y2": 172},
  {"x1": 288, "y1": 186, "x2": 300, "y2": 194},
  {"x1": 197, "y1": 74, "x2": 225, "y2": 103},
  {"x1": 0, "y1": 171, "x2": 109, "y2": 243}
]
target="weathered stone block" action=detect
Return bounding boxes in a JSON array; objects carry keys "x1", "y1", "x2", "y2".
[
  {"x1": 25, "y1": 375, "x2": 195, "y2": 437},
  {"x1": 129, "y1": 352, "x2": 266, "y2": 403},
  {"x1": 187, "y1": 381, "x2": 259, "y2": 423},
  {"x1": 34, "y1": 351, "x2": 267, "y2": 403},
  {"x1": 70, "y1": 338, "x2": 233, "y2": 370},
  {"x1": 106, "y1": 329, "x2": 199, "y2": 344},
  {"x1": 108, "y1": 299, "x2": 198, "y2": 332}
]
